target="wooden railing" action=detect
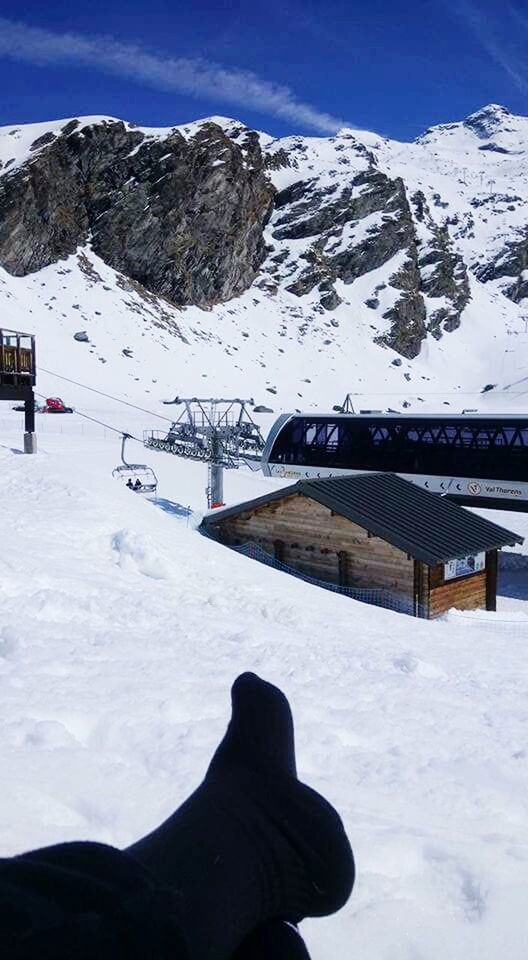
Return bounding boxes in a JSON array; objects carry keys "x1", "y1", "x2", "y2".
[{"x1": 0, "y1": 329, "x2": 36, "y2": 387}]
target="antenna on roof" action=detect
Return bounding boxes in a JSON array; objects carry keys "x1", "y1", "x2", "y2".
[{"x1": 334, "y1": 393, "x2": 357, "y2": 414}]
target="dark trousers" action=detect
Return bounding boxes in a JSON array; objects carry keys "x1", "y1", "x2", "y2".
[{"x1": 1, "y1": 841, "x2": 310, "y2": 958}]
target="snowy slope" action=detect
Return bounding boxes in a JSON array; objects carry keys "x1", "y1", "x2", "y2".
[
  {"x1": 0, "y1": 421, "x2": 527, "y2": 952},
  {"x1": 0, "y1": 418, "x2": 527, "y2": 959},
  {"x1": 4, "y1": 244, "x2": 524, "y2": 419}
]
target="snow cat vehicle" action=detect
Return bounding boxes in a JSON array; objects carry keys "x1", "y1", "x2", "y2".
[
  {"x1": 112, "y1": 434, "x2": 158, "y2": 498},
  {"x1": 41, "y1": 397, "x2": 74, "y2": 413}
]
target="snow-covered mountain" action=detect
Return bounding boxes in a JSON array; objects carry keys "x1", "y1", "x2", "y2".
[{"x1": 0, "y1": 103, "x2": 527, "y2": 414}]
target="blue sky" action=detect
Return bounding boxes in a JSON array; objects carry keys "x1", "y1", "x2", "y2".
[{"x1": 0, "y1": 0, "x2": 526, "y2": 140}]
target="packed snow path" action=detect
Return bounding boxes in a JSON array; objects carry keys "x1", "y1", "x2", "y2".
[{"x1": 0, "y1": 420, "x2": 527, "y2": 959}]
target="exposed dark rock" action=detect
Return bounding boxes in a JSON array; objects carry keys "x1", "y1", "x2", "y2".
[
  {"x1": 411, "y1": 190, "x2": 471, "y2": 337},
  {"x1": 73, "y1": 330, "x2": 89, "y2": 342},
  {"x1": 264, "y1": 148, "x2": 291, "y2": 171},
  {"x1": 277, "y1": 172, "x2": 418, "y2": 329},
  {"x1": 506, "y1": 274, "x2": 528, "y2": 303},
  {"x1": 269, "y1": 170, "x2": 471, "y2": 358},
  {"x1": 30, "y1": 131, "x2": 57, "y2": 152},
  {"x1": 320, "y1": 289, "x2": 342, "y2": 310},
  {"x1": 274, "y1": 179, "x2": 316, "y2": 210},
  {"x1": 463, "y1": 104, "x2": 514, "y2": 139},
  {"x1": 0, "y1": 119, "x2": 275, "y2": 308},
  {"x1": 273, "y1": 170, "x2": 402, "y2": 243},
  {"x1": 475, "y1": 232, "x2": 528, "y2": 303},
  {"x1": 378, "y1": 257, "x2": 427, "y2": 359},
  {"x1": 469, "y1": 193, "x2": 521, "y2": 208},
  {"x1": 329, "y1": 189, "x2": 412, "y2": 282},
  {"x1": 61, "y1": 120, "x2": 80, "y2": 137},
  {"x1": 478, "y1": 143, "x2": 510, "y2": 154}
]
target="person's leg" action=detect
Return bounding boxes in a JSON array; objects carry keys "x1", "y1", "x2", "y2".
[
  {"x1": 2, "y1": 674, "x2": 352, "y2": 959},
  {"x1": 128, "y1": 673, "x2": 354, "y2": 959},
  {"x1": 1, "y1": 841, "x2": 188, "y2": 958},
  {"x1": 232, "y1": 920, "x2": 312, "y2": 960}
]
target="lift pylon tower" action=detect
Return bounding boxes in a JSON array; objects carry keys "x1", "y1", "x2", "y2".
[
  {"x1": 0, "y1": 328, "x2": 37, "y2": 453},
  {"x1": 144, "y1": 398, "x2": 265, "y2": 508}
]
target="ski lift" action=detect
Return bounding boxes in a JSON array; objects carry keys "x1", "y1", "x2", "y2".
[{"x1": 112, "y1": 433, "x2": 158, "y2": 497}]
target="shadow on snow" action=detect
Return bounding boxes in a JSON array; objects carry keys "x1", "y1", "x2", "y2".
[
  {"x1": 152, "y1": 497, "x2": 192, "y2": 520},
  {"x1": 497, "y1": 569, "x2": 528, "y2": 601}
]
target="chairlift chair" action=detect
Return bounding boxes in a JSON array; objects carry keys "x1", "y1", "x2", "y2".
[{"x1": 112, "y1": 433, "x2": 158, "y2": 497}]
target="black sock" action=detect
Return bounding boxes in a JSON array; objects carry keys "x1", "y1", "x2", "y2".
[
  {"x1": 208, "y1": 672, "x2": 297, "y2": 778},
  {"x1": 127, "y1": 673, "x2": 354, "y2": 959}
]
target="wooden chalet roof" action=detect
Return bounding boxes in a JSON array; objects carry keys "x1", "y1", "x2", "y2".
[{"x1": 201, "y1": 472, "x2": 523, "y2": 566}]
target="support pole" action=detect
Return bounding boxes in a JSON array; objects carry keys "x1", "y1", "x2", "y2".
[
  {"x1": 207, "y1": 433, "x2": 224, "y2": 509},
  {"x1": 24, "y1": 392, "x2": 36, "y2": 454},
  {"x1": 208, "y1": 463, "x2": 224, "y2": 509}
]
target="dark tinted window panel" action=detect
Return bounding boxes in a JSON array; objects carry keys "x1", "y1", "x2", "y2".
[{"x1": 270, "y1": 417, "x2": 528, "y2": 481}]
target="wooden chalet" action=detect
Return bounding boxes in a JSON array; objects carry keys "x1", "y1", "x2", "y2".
[{"x1": 201, "y1": 473, "x2": 523, "y2": 619}]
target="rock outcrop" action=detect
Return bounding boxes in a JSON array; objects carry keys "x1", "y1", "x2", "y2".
[
  {"x1": 475, "y1": 231, "x2": 528, "y2": 305},
  {"x1": 0, "y1": 119, "x2": 275, "y2": 308}
]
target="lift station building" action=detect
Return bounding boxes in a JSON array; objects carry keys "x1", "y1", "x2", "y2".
[{"x1": 201, "y1": 473, "x2": 523, "y2": 618}]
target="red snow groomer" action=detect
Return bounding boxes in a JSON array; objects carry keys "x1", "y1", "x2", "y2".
[{"x1": 41, "y1": 397, "x2": 74, "y2": 414}]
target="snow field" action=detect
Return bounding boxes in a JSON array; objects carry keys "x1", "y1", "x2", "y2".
[{"x1": 0, "y1": 415, "x2": 527, "y2": 958}]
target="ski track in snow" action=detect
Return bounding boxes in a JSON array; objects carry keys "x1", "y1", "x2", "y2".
[{"x1": 0, "y1": 414, "x2": 527, "y2": 959}]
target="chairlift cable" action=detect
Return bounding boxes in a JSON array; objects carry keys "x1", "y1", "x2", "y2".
[
  {"x1": 34, "y1": 393, "x2": 158, "y2": 495},
  {"x1": 37, "y1": 367, "x2": 174, "y2": 421},
  {"x1": 73, "y1": 411, "x2": 142, "y2": 443},
  {"x1": 34, "y1": 391, "x2": 143, "y2": 443}
]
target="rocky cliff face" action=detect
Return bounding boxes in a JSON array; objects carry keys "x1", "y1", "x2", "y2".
[
  {"x1": 0, "y1": 118, "x2": 274, "y2": 308},
  {"x1": 0, "y1": 104, "x2": 526, "y2": 364}
]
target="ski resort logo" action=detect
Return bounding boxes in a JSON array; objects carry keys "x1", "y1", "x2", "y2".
[
  {"x1": 278, "y1": 467, "x2": 301, "y2": 479},
  {"x1": 467, "y1": 482, "x2": 482, "y2": 496}
]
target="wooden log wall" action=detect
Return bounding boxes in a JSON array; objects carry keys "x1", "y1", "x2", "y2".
[
  {"x1": 209, "y1": 492, "x2": 415, "y2": 599},
  {"x1": 414, "y1": 561, "x2": 429, "y2": 618},
  {"x1": 425, "y1": 555, "x2": 494, "y2": 618},
  {"x1": 428, "y1": 571, "x2": 487, "y2": 617}
]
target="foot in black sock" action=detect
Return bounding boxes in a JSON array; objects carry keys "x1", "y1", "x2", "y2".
[
  {"x1": 128, "y1": 673, "x2": 354, "y2": 960},
  {"x1": 208, "y1": 672, "x2": 297, "y2": 778},
  {"x1": 206, "y1": 672, "x2": 353, "y2": 918}
]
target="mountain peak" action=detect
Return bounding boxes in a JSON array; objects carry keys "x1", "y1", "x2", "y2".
[{"x1": 463, "y1": 103, "x2": 513, "y2": 138}]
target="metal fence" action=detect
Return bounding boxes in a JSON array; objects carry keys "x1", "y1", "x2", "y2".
[
  {"x1": 228, "y1": 540, "x2": 527, "y2": 630},
  {"x1": 229, "y1": 540, "x2": 421, "y2": 616},
  {"x1": 0, "y1": 418, "x2": 112, "y2": 438}
]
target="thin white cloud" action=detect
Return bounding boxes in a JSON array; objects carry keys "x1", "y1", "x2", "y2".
[
  {"x1": 453, "y1": 1, "x2": 527, "y2": 92},
  {"x1": 0, "y1": 17, "x2": 348, "y2": 133}
]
